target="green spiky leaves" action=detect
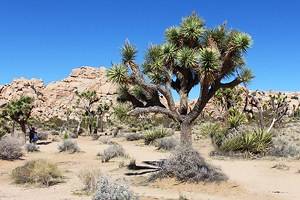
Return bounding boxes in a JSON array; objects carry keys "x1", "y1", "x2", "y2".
[
  {"x1": 239, "y1": 67, "x2": 254, "y2": 84},
  {"x1": 177, "y1": 47, "x2": 197, "y2": 68},
  {"x1": 165, "y1": 26, "x2": 181, "y2": 45},
  {"x1": 107, "y1": 64, "x2": 129, "y2": 85},
  {"x1": 180, "y1": 13, "x2": 204, "y2": 42},
  {"x1": 232, "y1": 32, "x2": 252, "y2": 52},
  {"x1": 122, "y1": 40, "x2": 137, "y2": 64},
  {"x1": 199, "y1": 47, "x2": 220, "y2": 71}
]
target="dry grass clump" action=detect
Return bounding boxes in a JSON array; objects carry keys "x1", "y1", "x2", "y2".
[
  {"x1": 100, "y1": 144, "x2": 126, "y2": 162},
  {"x1": 155, "y1": 137, "x2": 178, "y2": 151},
  {"x1": 0, "y1": 136, "x2": 23, "y2": 160},
  {"x1": 271, "y1": 163, "x2": 290, "y2": 171},
  {"x1": 11, "y1": 159, "x2": 62, "y2": 187},
  {"x1": 78, "y1": 168, "x2": 101, "y2": 193},
  {"x1": 125, "y1": 133, "x2": 144, "y2": 141},
  {"x1": 150, "y1": 146, "x2": 227, "y2": 183},
  {"x1": 58, "y1": 139, "x2": 80, "y2": 153},
  {"x1": 99, "y1": 136, "x2": 115, "y2": 145},
  {"x1": 92, "y1": 175, "x2": 138, "y2": 200},
  {"x1": 25, "y1": 143, "x2": 40, "y2": 152}
]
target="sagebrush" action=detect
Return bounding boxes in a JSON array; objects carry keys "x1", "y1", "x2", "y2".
[
  {"x1": 11, "y1": 159, "x2": 62, "y2": 186},
  {"x1": 58, "y1": 139, "x2": 80, "y2": 153},
  {"x1": 93, "y1": 175, "x2": 138, "y2": 200},
  {"x1": 100, "y1": 144, "x2": 126, "y2": 162},
  {"x1": 0, "y1": 136, "x2": 23, "y2": 160}
]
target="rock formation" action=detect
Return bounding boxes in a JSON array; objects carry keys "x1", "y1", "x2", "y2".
[{"x1": 0, "y1": 66, "x2": 118, "y2": 120}]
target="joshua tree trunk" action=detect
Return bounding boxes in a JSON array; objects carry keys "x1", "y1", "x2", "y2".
[
  {"x1": 11, "y1": 121, "x2": 15, "y2": 136},
  {"x1": 99, "y1": 114, "x2": 104, "y2": 132},
  {"x1": 76, "y1": 119, "x2": 82, "y2": 136},
  {"x1": 179, "y1": 91, "x2": 188, "y2": 115},
  {"x1": 180, "y1": 121, "x2": 192, "y2": 145},
  {"x1": 19, "y1": 122, "x2": 27, "y2": 143}
]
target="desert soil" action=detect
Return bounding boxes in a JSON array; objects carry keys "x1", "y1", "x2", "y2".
[{"x1": 0, "y1": 135, "x2": 300, "y2": 200}]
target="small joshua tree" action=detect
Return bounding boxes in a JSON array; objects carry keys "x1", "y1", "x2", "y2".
[
  {"x1": 1, "y1": 96, "x2": 33, "y2": 142},
  {"x1": 75, "y1": 90, "x2": 99, "y2": 135},
  {"x1": 107, "y1": 13, "x2": 253, "y2": 145}
]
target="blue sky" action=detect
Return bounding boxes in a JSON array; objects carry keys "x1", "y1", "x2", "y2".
[{"x1": 0, "y1": 0, "x2": 300, "y2": 93}]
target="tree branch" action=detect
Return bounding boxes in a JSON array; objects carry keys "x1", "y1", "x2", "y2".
[
  {"x1": 128, "y1": 106, "x2": 183, "y2": 122},
  {"x1": 220, "y1": 77, "x2": 242, "y2": 88}
]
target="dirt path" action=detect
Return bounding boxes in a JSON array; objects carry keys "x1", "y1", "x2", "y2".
[{"x1": 0, "y1": 136, "x2": 299, "y2": 200}]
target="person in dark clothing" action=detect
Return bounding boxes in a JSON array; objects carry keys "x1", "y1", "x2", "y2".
[{"x1": 29, "y1": 127, "x2": 38, "y2": 143}]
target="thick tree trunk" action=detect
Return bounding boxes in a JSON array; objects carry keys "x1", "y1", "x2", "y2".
[
  {"x1": 99, "y1": 115, "x2": 104, "y2": 132},
  {"x1": 19, "y1": 122, "x2": 27, "y2": 143},
  {"x1": 180, "y1": 121, "x2": 192, "y2": 145},
  {"x1": 179, "y1": 91, "x2": 188, "y2": 115}
]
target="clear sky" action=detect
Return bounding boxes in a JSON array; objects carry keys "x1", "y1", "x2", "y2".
[{"x1": 0, "y1": 0, "x2": 300, "y2": 93}]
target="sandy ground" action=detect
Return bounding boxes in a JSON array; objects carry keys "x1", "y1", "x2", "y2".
[{"x1": 0, "y1": 135, "x2": 300, "y2": 200}]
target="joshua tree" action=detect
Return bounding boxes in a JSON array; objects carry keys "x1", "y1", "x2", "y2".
[
  {"x1": 95, "y1": 101, "x2": 110, "y2": 133},
  {"x1": 1, "y1": 96, "x2": 34, "y2": 142},
  {"x1": 75, "y1": 90, "x2": 99, "y2": 135},
  {"x1": 107, "y1": 13, "x2": 253, "y2": 145}
]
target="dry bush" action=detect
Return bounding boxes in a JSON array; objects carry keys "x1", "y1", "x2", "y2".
[
  {"x1": 0, "y1": 136, "x2": 23, "y2": 160},
  {"x1": 150, "y1": 146, "x2": 227, "y2": 183},
  {"x1": 268, "y1": 137, "x2": 300, "y2": 158},
  {"x1": 156, "y1": 137, "x2": 178, "y2": 151},
  {"x1": 11, "y1": 159, "x2": 62, "y2": 186},
  {"x1": 99, "y1": 136, "x2": 115, "y2": 145},
  {"x1": 58, "y1": 139, "x2": 80, "y2": 153},
  {"x1": 92, "y1": 175, "x2": 138, "y2": 200},
  {"x1": 100, "y1": 144, "x2": 126, "y2": 162},
  {"x1": 125, "y1": 133, "x2": 143, "y2": 141},
  {"x1": 78, "y1": 168, "x2": 101, "y2": 193},
  {"x1": 25, "y1": 143, "x2": 40, "y2": 152},
  {"x1": 37, "y1": 132, "x2": 48, "y2": 140}
]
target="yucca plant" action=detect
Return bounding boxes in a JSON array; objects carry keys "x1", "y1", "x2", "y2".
[
  {"x1": 227, "y1": 107, "x2": 247, "y2": 129},
  {"x1": 144, "y1": 127, "x2": 171, "y2": 145},
  {"x1": 220, "y1": 129, "x2": 272, "y2": 154},
  {"x1": 107, "y1": 13, "x2": 254, "y2": 145}
]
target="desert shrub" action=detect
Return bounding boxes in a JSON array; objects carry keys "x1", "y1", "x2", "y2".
[
  {"x1": 126, "y1": 133, "x2": 143, "y2": 141},
  {"x1": 11, "y1": 159, "x2": 62, "y2": 186},
  {"x1": 37, "y1": 132, "x2": 48, "y2": 140},
  {"x1": 227, "y1": 108, "x2": 247, "y2": 129},
  {"x1": 93, "y1": 175, "x2": 138, "y2": 200},
  {"x1": 101, "y1": 144, "x2": 126, "y2": 162},
  {"x1": 0, "y1": 136, "x2": 23, "y2": 160},
  {"x1": 268, "y1": 137, "x2": 300, "y2": 157},
  {"x1": 150, "y1": 146, "x2": 227, "y2": 183},
  {"x1": 156, "y1": 137, "x2": 178, "y2": 151},
  {"x1": 219, "y1": 129, "x2": 272, "y2": 154},
  {"x1": 78, "y1": 168, "x2": 101, "y2": 193},
  {"x1": 196, "y1": 122, "x2": 225, "y2": 139},
  {"x1": 99, "y1": 136, "x2": 115, "y2": 145},
  {"x1": 58, "y1": 139, "x2": 80, "y2": 153},
  {"x1": 144, "y1": 127, "x2": 171, "y2": 145},
  {"x1": 25, "y1": 143, "x2": 40, "y2": 152}
]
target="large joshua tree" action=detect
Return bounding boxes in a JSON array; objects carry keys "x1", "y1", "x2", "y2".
[{"x1": 107, "y1": 13, "x2": 253, "y2": 145}]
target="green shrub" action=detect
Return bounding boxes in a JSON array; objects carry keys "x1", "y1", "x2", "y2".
[
  {"x1": 11, "y1": 159, "x2": 62, "y2": 186},
  {"x1": 144, "y1": 127, "x2": 171, "y2": 145},
  {"x1": 220, "y1": 129, "x2": 272, "y2": 154},
  {"x1": 227, "y1": 108, "x2": 247, "y2": 129}
]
